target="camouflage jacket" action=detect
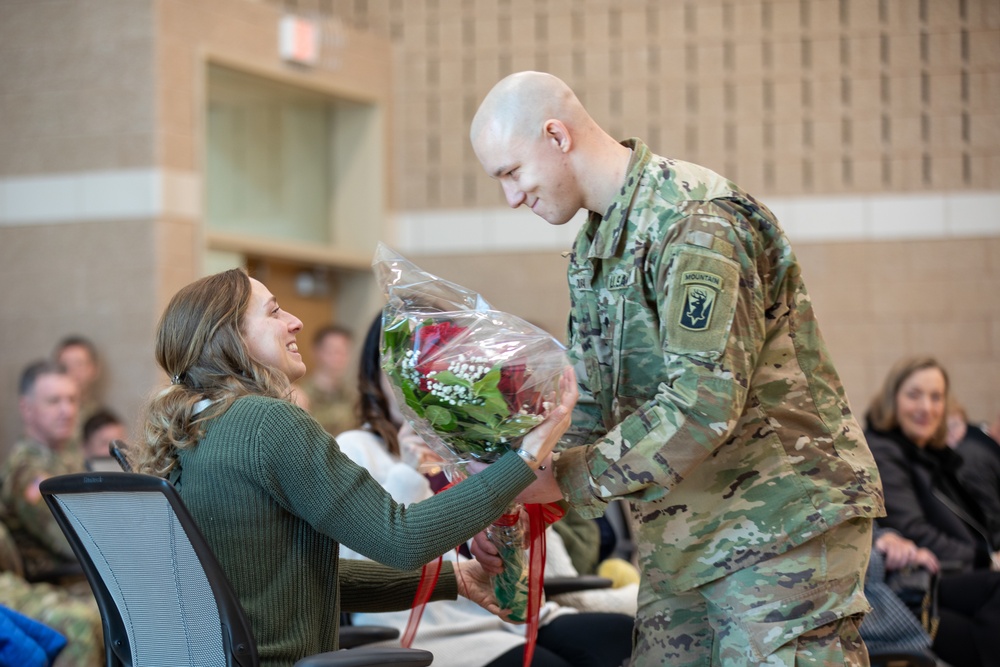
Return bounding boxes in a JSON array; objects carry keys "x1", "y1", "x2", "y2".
[
  {"x1": 298, "y1": 377, "x2": 357, "y2": 437},
  {"x1": 554, "y1": 139, "x2": 885, "y2": 594},
  {"x1": 0, "y1": 437, "x2": 85, "y2": 581}
]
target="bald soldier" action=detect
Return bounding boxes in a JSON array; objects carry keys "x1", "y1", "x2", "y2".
[{"x1": 469, "y1": 71, "x2": 885, "y2": 666}]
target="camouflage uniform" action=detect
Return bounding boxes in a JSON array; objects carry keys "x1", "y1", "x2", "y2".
[
  {"x1": 0, "y1": 521, "x2": 103, "y2": 667},
  {"x1": 0, "y1": 437, "x2": 86, "y2": 582},
  {"x1": 554, "y1": 139, "x2": 885, "y2": 665},
  {"x1": 0, "y1": 574, "x2": 103, "y2": 667},
  {"x1": 298, "y1": 377, "x2": 358, "y2": 436}
]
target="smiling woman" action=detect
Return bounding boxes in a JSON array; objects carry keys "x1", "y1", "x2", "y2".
[
  {"x1": 864, "y1": 356, "x2": 1000, "y2": 573},
  {"x1": 241, "y1": 278, "x2": 307, "y2": 383},
  {"x1": 124, "y1": 268, "x2": 576, "y2": 666}
]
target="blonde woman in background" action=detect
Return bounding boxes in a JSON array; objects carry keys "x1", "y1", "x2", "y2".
[{"x1": 864, "y1": 355, "x2": 1000, "y2": 667}]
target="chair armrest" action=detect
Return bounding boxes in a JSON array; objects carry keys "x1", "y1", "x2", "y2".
[
  {"x1": 294, "y1": 647, "x2": 433, "y2": 667},
  {"x1": 543, "y1": 575, "x2": 613, "y2": 596},
  {"x1": 337, "y1": 625, "x2": 400, "y2": 649}
]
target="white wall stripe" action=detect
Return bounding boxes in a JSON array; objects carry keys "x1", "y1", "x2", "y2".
[
  {"x1": 3, "y1": 171, "x2": 997, "y2": 247},
  {"x1": 395, "y1": 192, "x2": 1000, "y2": 254},
  {"x1": 0, "y1": 169, "x2": 202, "y2": 225}
]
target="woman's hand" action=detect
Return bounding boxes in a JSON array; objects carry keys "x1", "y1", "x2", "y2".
[
  {"x1": 517, "y1": 367, "x2": 578, "y2": 467},
  {"x1": 469, "y1": 530, "x2": 503, "y2": 575},
  {"x1": 454, "y1": 559, "x2": 518, "y2": 621},
  {"x1": 876, "y1": 530, "x2": 940, "y2": 574},
  {"x1": 398, "y1": 420, "x2": 445, "y2": 472},
  {"x1": 912, "y1": 547, "x2": 940, "y2": 574},
  {"x1": 514, "y1": 454, "x2": 563, "y2": 504}
]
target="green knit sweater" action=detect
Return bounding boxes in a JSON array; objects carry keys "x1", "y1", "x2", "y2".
[{"x1": 174, "y1": 395, "x2": 536, "y2": 666}]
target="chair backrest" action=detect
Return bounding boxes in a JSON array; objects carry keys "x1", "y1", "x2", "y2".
[{"x1": 40, "y1": 472, "x2": 258, "y2": 667}]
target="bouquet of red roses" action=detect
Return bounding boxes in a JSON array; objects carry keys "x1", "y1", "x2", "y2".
[
  {"x1": 373, "y1": 243, "x2": 569, "y2": 625},
  {"x1": 374, "y1": 244, "x2": 570, "y2": 467}
]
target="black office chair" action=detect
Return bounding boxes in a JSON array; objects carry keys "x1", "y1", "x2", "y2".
[{"x1": 40, "y1": 472, "x2": 433, "y2": 667}]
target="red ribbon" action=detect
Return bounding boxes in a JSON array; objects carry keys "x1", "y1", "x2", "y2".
[
  {"x1": 401, "y1": 553, "x2": 443, "y2": 647},
  {"x1": 401, "y1": 482, "x2": 565, "y2": 667},
  {"x1": 521, "y1": 502, "x2": 565, "y2": 667},
  {"x1": 401, "y1": 478, "x2": 459, "y2": 648}
]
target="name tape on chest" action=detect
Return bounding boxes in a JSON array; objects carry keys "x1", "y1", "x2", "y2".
[{"x1": 607, "y1": 269, "x2": 635, "y2": 290}]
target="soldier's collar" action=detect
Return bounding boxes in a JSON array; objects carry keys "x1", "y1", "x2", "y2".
[{"x1": 586, "y1": 138, "x2": 650, "y2": 260}]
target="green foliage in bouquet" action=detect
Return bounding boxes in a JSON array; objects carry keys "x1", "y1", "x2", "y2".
[
  {"x1": 382, "y1": 317, "x2": 545, "y2": 462},
  {"x1": 488, "y1": 519, "x2": 530, "y2": 622}
]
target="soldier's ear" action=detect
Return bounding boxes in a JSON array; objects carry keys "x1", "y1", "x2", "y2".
[{"x1": 543, "y1": 119, "x2": 572, "y2": 154}]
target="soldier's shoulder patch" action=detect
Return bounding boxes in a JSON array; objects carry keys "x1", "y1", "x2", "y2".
[
  {"x1": 664, "y1": 248, "x2": 740, "y2": 358},
  {"x1": 679, "y1": 270, "x2": 724, "y2": 331}
]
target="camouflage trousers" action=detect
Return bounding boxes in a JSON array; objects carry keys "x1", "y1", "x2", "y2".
[
  {"x1": 0, "y1": 573, "x2": 103, "y2": 667},
  {"x1": 632, "y1": 518, "x2": 874, "y2": 666}
]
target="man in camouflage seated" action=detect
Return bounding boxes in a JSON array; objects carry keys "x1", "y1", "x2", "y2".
[
  {"x1": 0, "y1": 360, "x2": 102, "y2": 666},
  {"x1": 1, "y1": 360, "x2": 88, "y2": 583}
]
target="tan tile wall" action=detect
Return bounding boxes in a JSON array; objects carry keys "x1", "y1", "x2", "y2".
[
  {"x1": 1, "y1": 0, "x2": 997, "y2": 453},
  {"x1": 413, "y1": 235, "x2": 1000, "y2": 425},
  {"x1": 0, "y1": 0, "x2": 157, "y2": 176},
  {"x1": 0, "y1": 0, "x2": 392, "y2": 453},
  {"x1": 0, "y1": 220, "x2": 160, "y2": 451},
  {"x1": 310, "y1": 0, "x2": 1000, "y2": 208},
  {"x1": 0, "y1": 0, "x2": 162, "y2": 453}
]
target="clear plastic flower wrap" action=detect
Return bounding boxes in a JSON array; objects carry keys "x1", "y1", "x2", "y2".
[
  {"x1": 372, "y1": 243, "x2": 569, "y2": 622},
  {"x1": 486, "y1": 509, "x2": 530, "y2": 622},
  {"x1": 373, "y1": 243, "x2": 571, "y2": 466}
]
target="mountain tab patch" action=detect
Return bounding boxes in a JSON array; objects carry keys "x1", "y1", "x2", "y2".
[
  {"x1": 679, "y1": 270, "x2": 723, "y2": 331},
  {"x1": 664, "y1": 247, "x2": 740, "y2": 359}
]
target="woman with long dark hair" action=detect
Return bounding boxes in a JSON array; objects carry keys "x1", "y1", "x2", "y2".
[{"x1": 333, "y1": 313, "x2": 634, "y2": 667}]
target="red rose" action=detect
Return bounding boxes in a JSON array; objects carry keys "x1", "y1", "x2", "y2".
[
  {"x1": 498, "y1": 363, "x2": 529, "y2": 412},
  {"x1": 413, "y1": 321, "x2": 466, "y2": 390}
]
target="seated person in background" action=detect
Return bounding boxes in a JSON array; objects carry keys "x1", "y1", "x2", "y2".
[
  {"x1": 80, "y1": 409, "x2": 128, "y2": 472},
  {"x1": 863, "y1": 525, "x2": 1000, "y2": 667},
  {"x1": 333, "y1": 313, "x2": 634, "y2": 667},
  {"x1": 126, "y1": 269, "x2": 576, "y2": 666},
  {"x1": 54, "y1": 336, "x2": 106, "y2": 435},
  {"x1": 0, "y1": 361, "x2": 86, "y2": 584},
  {"x1": 294, "y1": 324, "x2": 357, "y2": 436},
  {"x1": 0, "y1": 521, "x2": 103, "y2": 667},
  {"x1": 946, "y1": 400, "x2": 1000, "y2": 525},
  {"x1": 860, "y1": 527, "x2": 935, "y2": 661},
  {"x1": 865, "y1": 356, "x2": 1000, "y2": 572}
]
